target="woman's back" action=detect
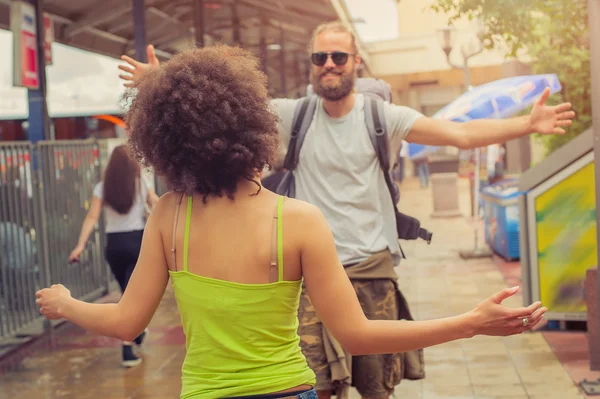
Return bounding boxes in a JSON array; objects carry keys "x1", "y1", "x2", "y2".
[
  {"x1": 158, "y1": 185, "x2": 315, "y2": 398},
  {"x1": 162, "y1": 183, "x2": 303, "y2": 282},
  {"x1": 94, "y1": 179, "x2": 147, "y2": 233}
]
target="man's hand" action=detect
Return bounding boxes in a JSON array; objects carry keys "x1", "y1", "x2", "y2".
[
  {"x1": 118, "y1": 44, "x2": 160, "y2": 88},
  {"x1": 529, "y1": 87, "x2": 575, "y2": 135}
]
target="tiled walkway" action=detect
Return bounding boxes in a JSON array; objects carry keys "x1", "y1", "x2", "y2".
[{"x1": 0, "y1": 177, "x2": 593, "y2": 398}]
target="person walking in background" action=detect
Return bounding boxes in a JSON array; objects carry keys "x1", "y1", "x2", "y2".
[
  {"x1": 394, "y1": 140, "x2": 408, "y2": 183},
  {"x1": 413, "y1": 155, "x2": 431, "y2": 189},
  {"x1": 487, "y1": 143, "x2": 507, "y2": 184},
  {"x1": 67, "y1": 145, "x2": 158, "y2": 367},
  {"x1": 34, "y1": 45, "x2": 549, "y2": 399}
]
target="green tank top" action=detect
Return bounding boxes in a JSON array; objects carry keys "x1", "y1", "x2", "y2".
[{"x1": 168, "y1": 195, "x2": 316, "y2": 399}]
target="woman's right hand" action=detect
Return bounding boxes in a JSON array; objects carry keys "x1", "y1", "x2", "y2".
[
  {"x1": 119, "y1": 44, "x2": 160, "y2": 88},
  {"x1": 469, "y1": 286, "x2": 547, "y2": 337},
  {"x1": 68, "y1": 245, "x2": 84, "y2": 263},
  {"x1": 36, "y1": 284, "x2": 72, "y2": 320}
]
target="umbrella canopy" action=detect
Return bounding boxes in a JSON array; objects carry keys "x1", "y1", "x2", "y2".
[
  {"x1": 433, "y1": 74, "x2": 562, "y2": 122},
  {"x1": 407, "y1": 142, "x2": 436, "y2": 160},
  {"x1": 408, "y1": 74, "x2": 562, "y2": 160}
]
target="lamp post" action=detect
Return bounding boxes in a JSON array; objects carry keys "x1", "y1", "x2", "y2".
[{"x1": 437, "y1": 24, "x2": 492, "y2": 259}]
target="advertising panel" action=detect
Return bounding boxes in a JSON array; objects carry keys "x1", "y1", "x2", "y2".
[
  {"x1": 11, "y1": 1, "x2": 39, "y2": 89},
  {"x1": 533, "y1": 159, "x2": 597, "y2": 319}
]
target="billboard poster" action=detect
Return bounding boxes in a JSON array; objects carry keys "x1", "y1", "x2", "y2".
[
  {"x1": 534, "y1": 161, "x2": 597, "y2": 317},
  {"x1": 11, "y1": 1, "x2": 39, "y2": 89}
]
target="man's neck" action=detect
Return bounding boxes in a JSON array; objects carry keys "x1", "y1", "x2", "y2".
[{"x1": 321, "y1": 92, "x2": 356, "y2": 119}]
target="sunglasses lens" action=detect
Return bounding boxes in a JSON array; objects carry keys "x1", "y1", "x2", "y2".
[
  {"x1": 331, "y1": 52, "x2": 349, "y2": 66},
  {"x1": 311, "y1": 53, "x2": 328, "y2": 66}
]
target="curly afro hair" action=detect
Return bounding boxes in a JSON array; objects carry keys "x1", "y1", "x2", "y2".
[{"x1": 125, "y1": 44, "x2": 279, "y2": 201}]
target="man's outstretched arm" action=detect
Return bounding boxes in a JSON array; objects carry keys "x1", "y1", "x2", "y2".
[{"x1": 406, "y1": 88, "x2": 575, "y2": 149}]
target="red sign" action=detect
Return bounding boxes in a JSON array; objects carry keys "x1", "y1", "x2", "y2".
[
  {"x1": 44, "y1": 14, "x2": 53, "y2": 65},
  {"x1": 21, "y1": 30, "x2": 38, "y2": 87},
  {"x1": 11, "y1": 1, "x2": 39, "y2": 89}
]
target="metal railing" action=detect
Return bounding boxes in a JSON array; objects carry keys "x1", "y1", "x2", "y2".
[
  {"x1": 0, "y1": 142, "x2": 46, "y2": 338},
  {"x1": 37, "y1": 141, "x2": 108, "y2": 302},
  {"x1": 0, "y1": 140, "x2": 110, "y2": 341}
]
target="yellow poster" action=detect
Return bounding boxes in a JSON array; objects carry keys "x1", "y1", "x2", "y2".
[{"x1": 535, "y1": 162, "x2": 597, "y2": 315}]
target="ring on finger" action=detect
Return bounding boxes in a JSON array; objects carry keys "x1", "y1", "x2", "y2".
[{"x1": 521, "y1": 316, "x2": 529, "y2": 327}]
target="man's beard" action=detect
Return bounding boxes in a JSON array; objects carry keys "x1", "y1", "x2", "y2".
[{"x1": 311, "y1": 68, "x2": 356, "y2": 101}]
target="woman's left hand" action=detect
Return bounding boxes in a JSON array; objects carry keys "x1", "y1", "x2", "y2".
[
  {"x1": 468, "y1": 286, "x2": 547, "y2": 337},
  {"x1": 36, "y1": 284, "x2": 72, "y2": 320}
]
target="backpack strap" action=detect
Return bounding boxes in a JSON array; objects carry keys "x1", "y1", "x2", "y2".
[
  {"x1": 363, "y1": 96, "x2": 400, "y2": 205},
  {"x1": 364, "y1": 96, "x2": 434, "y2": 253},
  {"x1": 283, "y1": 96, "x2": 319, "y2": 171}
]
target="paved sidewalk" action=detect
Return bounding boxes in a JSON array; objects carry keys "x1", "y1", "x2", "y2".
[{"x1": 0, "y1": 177, "x2": 590, "y2": 399}]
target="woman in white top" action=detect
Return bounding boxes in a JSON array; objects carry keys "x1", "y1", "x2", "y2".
[{"x1": 68, "y1": 144, "x2": 158, "y2": 367}]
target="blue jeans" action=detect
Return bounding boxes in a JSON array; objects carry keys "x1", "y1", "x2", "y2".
[
  {"x1": 295, "y1": 389, "x2": 317, "y2": 399},
  {"x1": 416, "y1": 162, "x2": 430, "y2": 188},
  {"x1": 228, "y1": 388, "x2": 317, "y2": 399}
]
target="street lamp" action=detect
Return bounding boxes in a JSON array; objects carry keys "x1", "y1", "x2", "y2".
[
  {"x1": 436, "y1": 24, "x2": 491, "y2": 259},
  {"x1": 436, "y1": 24, "x2": 484, "y2": 89},
  {"x1": 436, "y1": 26, "x2": 456, "y2": 58}
]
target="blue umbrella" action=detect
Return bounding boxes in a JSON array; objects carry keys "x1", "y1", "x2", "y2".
[
  {"x1": 433, "y1": 74, "x2": 562, "y2": 122},
  {"x1": 407, "y1": 142, "x2": 436, "y2": 161},
  {"x1": 426, "y1": 73, "x2": 563, "y2": 255},
  {"x1": 408, "y1": 74, "x2": 562, "y2": 160}
]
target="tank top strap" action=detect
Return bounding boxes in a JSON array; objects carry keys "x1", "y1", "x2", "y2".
[
  {"x1": 269, "y1": 196, "x2": 285, "y2": 283},
  {"x1": 183, "y1": 196, "x2": 193, "y2": 273},
  {"x1": 277, "y1": 196, "x2": 284, "y2": 282}
]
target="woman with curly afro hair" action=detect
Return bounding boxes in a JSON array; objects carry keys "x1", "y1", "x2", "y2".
[{"x1": 36, "y1": 44, "x2": 545, "y2": 399}]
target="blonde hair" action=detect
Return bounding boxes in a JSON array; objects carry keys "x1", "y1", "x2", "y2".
[{"x1": 308, "y1": 21, "x2": 359, "y2": 55}]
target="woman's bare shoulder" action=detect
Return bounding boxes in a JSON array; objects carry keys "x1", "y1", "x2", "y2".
[
  {"x1": 281, "y1": 197, "x2": 326, "y2": 226},
  {"x1": 151, "y1": 191, "x2": 185, "y2": 217}
]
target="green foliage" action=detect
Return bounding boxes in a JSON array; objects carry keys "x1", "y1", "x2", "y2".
[
  {"x1": 429, "y1": 0, "x2": 592, "y2": 157},
  {"x1": 429, "y1": 0, "x2": 537, "y2": 57}
]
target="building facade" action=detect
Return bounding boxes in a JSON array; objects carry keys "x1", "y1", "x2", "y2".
[{"x1": 366, "y1": 0, "x2": 535, "y2": 174}]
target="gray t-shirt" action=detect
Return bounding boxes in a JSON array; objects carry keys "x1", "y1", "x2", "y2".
[{"x1": 271, "y1": 94, "x2": 423, "y2": 265}]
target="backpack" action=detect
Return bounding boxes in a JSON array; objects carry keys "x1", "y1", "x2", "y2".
[{"x1": 275, "y1": 78, "x2": 432, "y2": 257}]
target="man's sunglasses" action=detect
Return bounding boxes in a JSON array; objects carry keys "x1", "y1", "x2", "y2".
[{"x1": 310, "y1": 52, "x2": 355, "y2": 67}]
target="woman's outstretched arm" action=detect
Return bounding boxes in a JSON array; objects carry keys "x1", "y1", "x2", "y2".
[
  {"x1": 298, "y1": 203, "x2": 546, "y2": 355},
  {"x1": 37, "y1": 197, "x2": 170, "y2": 341}
]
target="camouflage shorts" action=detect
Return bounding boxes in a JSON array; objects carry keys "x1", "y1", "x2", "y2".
[{"x1": 298, "y1": 279, "x2": 401, "y2": 399}]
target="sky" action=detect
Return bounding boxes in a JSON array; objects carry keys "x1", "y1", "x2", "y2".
[
  {"x1": 0, "y1": 0, "x2": 399, "y2": 120},
  {"x1": 344, "y1": 0, "x2": 399, "y2": 43}
]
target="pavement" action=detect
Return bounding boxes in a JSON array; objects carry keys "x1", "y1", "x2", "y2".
[{"x1": 0, "y1": 176, "x2": 595, "y2": 399}]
